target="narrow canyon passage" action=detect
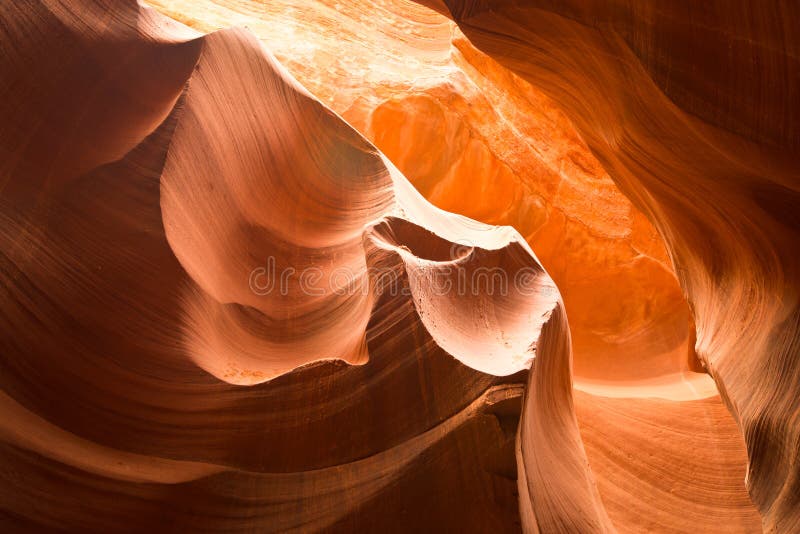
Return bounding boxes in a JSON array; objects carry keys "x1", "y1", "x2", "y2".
[
  {"x1": 152, "y1": 0, "x2": 703, "y2": 395},
  {"x1": 425, "y1": 1, "x2": 799, "y2": 531},
  {"x1": 1, "y1": 0, "x2": 795, "y2": 532},
  {"x1": 148, "y1": 0, "x2": 759, "y2": 529}
]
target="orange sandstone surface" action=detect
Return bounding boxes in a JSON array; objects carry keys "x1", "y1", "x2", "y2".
[
  {"x1": 1, "y1": 0, "x2": 796, "y2": 532},
  {"x1": 428, "y1": 1, "x2": 799, "y2": 532},
  {"x1": 150, "y1": 0, "x2": 700, "y2": 394}
]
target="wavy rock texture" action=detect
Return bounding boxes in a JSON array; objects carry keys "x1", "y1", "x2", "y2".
[
  {"x1": 0, "y1": 0, "x2": 795, "y2": 533},
  {"x1": 146, "y1": 1, "x2": 766, "y2": 532},
  {"x1": 0, "y1": 0, "x2": 583, "y2": 531},
  {"x1": 150, "y1": 0, "x2": 705, "y2": 399},
  {"x1": 421, "y1": 0, "x2": 799, "y2": 532}
]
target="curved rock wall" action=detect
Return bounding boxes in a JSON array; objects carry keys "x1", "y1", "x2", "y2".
[
  {"x1": 1, "y1": 0, "x2": 794, "y2": 532},
  {"x1": 428, "y1": 1, "x2": 799, "y2": 531},
  {"x1": 0, "y1": 1, "x2": 556, "y2": 530}
]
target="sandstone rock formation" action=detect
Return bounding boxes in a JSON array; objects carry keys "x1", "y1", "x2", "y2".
[
  {"x1": 0, "y1": 0, "x2": 796, "y2": 532},
  {"x1": 421, "y1": 1, "x2": 799, "y2": 531},
  {"x1": 151, "y1": 0, "x2": 702, "y2": 398},
  {"x1": 0, "y1": 1, "x2": 553, "y2": 530}
]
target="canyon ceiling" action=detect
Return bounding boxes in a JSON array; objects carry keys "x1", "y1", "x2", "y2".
[{"x1": 0, "y1": 0, "x2": 797, "y2": 532}]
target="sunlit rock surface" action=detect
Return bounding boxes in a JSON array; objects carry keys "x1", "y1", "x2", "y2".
[
  {"x1": 0, "y1": 1, "x2": 558, "y2": 531},
  {"x1": 424, "y1": 0, "x2": 799, "y2": 532},
  {"x1": 147, "y1": 1, "x2": 762, "y2": 532},
  {"x1": 150, "y1": 0, "x2": 702, "y2": 396},
  {"x1": 1, "y1": 0, "x2": 795, "y2": 532}
]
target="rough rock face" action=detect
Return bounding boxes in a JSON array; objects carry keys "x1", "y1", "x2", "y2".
[{"x1": 0, "y1": 0, "x2": 795, "y2": 533}]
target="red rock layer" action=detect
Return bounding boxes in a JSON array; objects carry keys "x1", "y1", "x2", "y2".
[
  {"x1": 427, "y1": 0, "x2": 799, "y2": 531},
  {"x1": 2, "y1": 0, "x2": 794, "y2": 532},
  {"x1": 146, "y1": 1, "x2": 763, "y2": 532},
  {"x1": 0, "y1": 1, "x2": 587, "y2": 531}
]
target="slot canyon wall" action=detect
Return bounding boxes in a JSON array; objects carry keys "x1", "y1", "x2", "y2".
[
  {"x1": 0, "y1": 0, "x2": 796, "y2": 532},
  {"x1": 417, "y1": 0, "x2": 799, "y2": 532}
]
